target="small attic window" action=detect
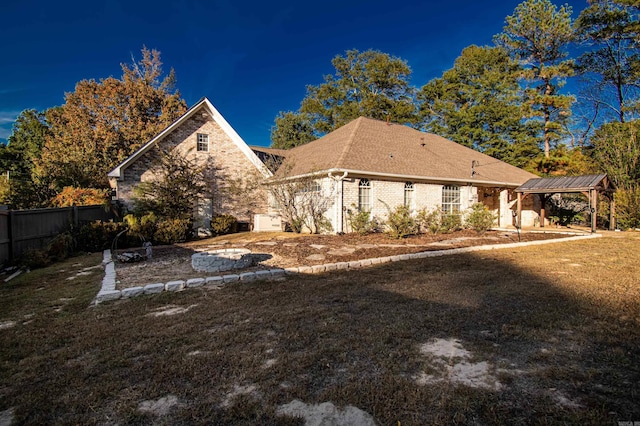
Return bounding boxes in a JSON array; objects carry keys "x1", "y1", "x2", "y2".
[{"x1": 197, "y1": 133, "x2": 209, "y2": 152}]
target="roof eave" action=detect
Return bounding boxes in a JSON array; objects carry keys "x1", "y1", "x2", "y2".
[
  {"x1": 107, "y1": 97, "x2": 272, "y2": 180},
  {"x1": 269, "y1": 167, "x2": 526, "y2": 187}
]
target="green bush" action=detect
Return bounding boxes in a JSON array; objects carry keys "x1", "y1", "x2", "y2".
[
  {"x1": 46, "y1": 232, "x2": 75, "y2": 262},
  {"x1": 75, "y1": 220, "x2": 129, "y2": 252},
  {"x1": 19, "y1": 248, "x2": 50, "y2": 269},
  {"x1": 124, "y1": 212, "x2": 157, "y2": 242},
  {"x1": 154, "y1": 218, "x2": 193, "y2": 244},
  {"x1": 19, "y1": 231, "x2": 76, "y2": 269},
  {"x1": 385, "y1": 205, "x2": 417, "y2": 239},
  {"x1": 464, "y1": 203, "x2": 496, "y2": 234},
  {"x1": 441, "y1": 213, "x2": 462, "y2": 233},
  {"x1": 210, "y1": 214, "x2": 238, "y2": 235},
  {"x1": 614, "y1": 186, "x2": 640, "y2": 230},
  {"x1": 416, "y1": 207, "x2": 443, "y2": 234},
  {"x1": 346, "y1": 205, "x2": 376, "y2": 235}
]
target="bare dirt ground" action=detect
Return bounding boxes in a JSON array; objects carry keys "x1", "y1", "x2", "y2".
[{"x1": 114, "y1": 229, "x2": 575, "y2": 288}]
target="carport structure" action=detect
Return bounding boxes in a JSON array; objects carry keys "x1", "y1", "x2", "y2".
[{"x1": 514, "y1": 174, "x2": 616, "y2": 233}]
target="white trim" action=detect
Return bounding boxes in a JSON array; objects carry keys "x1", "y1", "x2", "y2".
[
  {"x1": 269, "y1": 167, "x2": 527, "y2": 188},
  {"x1": 108, "y1": 97, "x2": 271, "y2": 179}
]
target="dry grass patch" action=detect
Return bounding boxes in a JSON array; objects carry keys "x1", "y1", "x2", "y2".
[{"x1": 0, "y1": 233, "x2": 638, "y2": 424}]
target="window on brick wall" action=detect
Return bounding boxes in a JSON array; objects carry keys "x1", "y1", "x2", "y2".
[
  {"x1": 358, "y1": 179, "x2": 371, "y2": 212},
  {"x1": 197, "y1": 133, "x2": 209, "y2": 152},
  {"x1": 442, "y1": 185, "x2": 461, "y2": 214},
  {"x1": 404, "y1": 182, "x2": 414, "y2": 208}
]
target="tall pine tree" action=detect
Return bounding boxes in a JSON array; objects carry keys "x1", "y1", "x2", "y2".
[{"x1": 495, "y1": 0, "x2": 575, "y2": 158}]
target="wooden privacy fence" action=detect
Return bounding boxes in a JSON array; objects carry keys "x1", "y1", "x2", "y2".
[{"x1": 0, "y1": 205, "x2": 117, "y2": 266}]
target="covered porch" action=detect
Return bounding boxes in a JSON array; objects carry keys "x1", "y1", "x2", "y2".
[{"x1": 514, "y1": 174, "x2": 616, "y2": 233}]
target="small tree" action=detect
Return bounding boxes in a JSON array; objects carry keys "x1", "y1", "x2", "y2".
[
  {"x1": 132, "y1": 148, "x2": 216, "y2": 221},
  {"x1": 267, "y1": 174, "x2": 334, "y2": 234}
]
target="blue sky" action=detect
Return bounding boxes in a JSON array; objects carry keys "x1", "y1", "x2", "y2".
[{"x1": 1, "y1": 0, "x2": 587, "y2": 147}]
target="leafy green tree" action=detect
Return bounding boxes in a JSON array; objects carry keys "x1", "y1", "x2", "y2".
[
  {"x1": 0, "y1": 109, "x2": 55, "y2": 208},
  {"x1": 271, "y1": 111, "x2": 316, "y2": 149},
  {"x1": 36, "y1": 47, "x2": 187, "y2": 190},
  {"x1": 419, "y1": 45, "x2": 540, "y2": 168},
  {"x1": 271, "y1": 49, "x2": 418, "y2": 148},
  {"x1": 591, "y1": 120, "x2": 640, "y2": 189},
  {"x1": 495, "y1": 0, "x2": 575, "y2": 158},
  {"x1": 590, "y1": 120, "x2": 640, "y2": 229},
  {"x1": 575, "y1": 0, "x2": 640, "y2": 123},
  {"x1": 132, "y1": 148, "x2": 215, "y2": 221}
]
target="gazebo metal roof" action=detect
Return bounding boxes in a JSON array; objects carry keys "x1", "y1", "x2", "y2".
[
  {"x1": 515, "y1": 174, "x2": 612, "y2": 194},
  {"x1": 514, "y1": 174, "x2": 615, "y2": 233}
]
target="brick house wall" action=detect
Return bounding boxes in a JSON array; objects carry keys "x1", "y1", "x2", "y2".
[
  {"x1": 340, "y1": 177, "x2": 480, "y2": 232},
  {"x1": 111, "y1": 112, "x2": 269, "y2": 226}
]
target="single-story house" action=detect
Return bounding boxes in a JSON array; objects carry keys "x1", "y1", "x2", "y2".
[
  {"x1": 108, "y1": 97, "x2": 542, "y2": 233},
  {"x1": 264, "y1": 116, "x2": 540, "y2": 233}
]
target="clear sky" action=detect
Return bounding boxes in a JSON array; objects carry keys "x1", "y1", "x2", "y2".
[{"x1": 0, "y1": 0, "x2": 586, "y2": 147}]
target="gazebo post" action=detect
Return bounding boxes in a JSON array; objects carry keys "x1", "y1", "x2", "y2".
[
  {"x1": 517, "y1": 192, "x2": 522, "y2": 229},
  {"x1": 590, "y1": 189, "x2": 598, "y2": 233},
  {"x1": 539, "y1": 194, "x2": 547, "y2": 228},
  {"x1": 610, "y1": 197, "x2": 616, "y2": 230}
]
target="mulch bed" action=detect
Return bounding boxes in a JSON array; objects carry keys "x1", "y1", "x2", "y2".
[{"x1": 113, "y1": 230, "x2": 576, "y2": 289}]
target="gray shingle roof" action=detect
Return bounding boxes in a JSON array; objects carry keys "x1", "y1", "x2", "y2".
[{"x1": 272, "y1": 117, "x2": 537, "y2": 187}]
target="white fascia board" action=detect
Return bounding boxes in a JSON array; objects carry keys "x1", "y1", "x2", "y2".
[
  {"x1": 107, "y1": 98, "x2": 210, "y2": 179},
  {"x1": 107, "y1": 97, "x2": 272, "y2": 179},
  {"x1": 202, "y1": 98, "x2": 272, "y2": 178},
  {"x1": 268, "y1": 168, "x2": 524, "y2": 188}
]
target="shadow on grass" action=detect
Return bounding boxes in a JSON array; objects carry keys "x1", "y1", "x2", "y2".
[{"x1": 0, "y1": 237, "x2": 638, "y2": 425}]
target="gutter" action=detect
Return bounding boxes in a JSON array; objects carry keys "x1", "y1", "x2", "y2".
[{"x1": 268, "y1": 168, "x2": 525, "y2": 188}]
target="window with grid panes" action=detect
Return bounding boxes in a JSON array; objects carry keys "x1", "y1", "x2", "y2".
[
  {"x1": 358, "y1": 179, "x2": 371, "y2": 212},
  {"x1": 404, "y1": 182, "x2": 414, "y2": 208},
  {"x1": 442, "y1": 185, "x2": 461, "y2": 214},
  {"x1": 197, "y1": 133, "x2": 209, "y2": 152}
]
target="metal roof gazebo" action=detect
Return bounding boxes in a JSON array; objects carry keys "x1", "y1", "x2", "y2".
[{"x1": 514, "y1": 174, "x2": 616, "y2": 233}]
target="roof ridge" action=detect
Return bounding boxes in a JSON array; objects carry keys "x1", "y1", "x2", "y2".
[{"x1": 335, "y1": 117, "x2": 364, "y2": 168}]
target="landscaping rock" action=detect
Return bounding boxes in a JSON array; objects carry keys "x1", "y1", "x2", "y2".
[
  {"x1": 222, "y1": 274, "x2": 239, "y2": 283},
  {"x1": 96, "y1": 290, "x2": 121, "y2": 303},
  {"x1": 254, "y1": 270, "x2": 272, "y2": 280},
  {"x1": 269, "y1": 268, "x2": 285, "y2": 277},
  {"x1": 186, "y1": 278, "x2": 205, "y2": 288},
  {"x1": 205, "y1": 276, "x2": 224, "y2": 286},
  {"x1": 239, "y1": 272, "x2": 256, "y2": 281},
  {"x1": 165, "y1": 281, "x2": 185, "y2": 292},
  {"x1": 144, "y1": 283, "x2": 165, "y2": 295},
  {"x1": 121, "y1": 286, "x2": 144, "y2": 298}
]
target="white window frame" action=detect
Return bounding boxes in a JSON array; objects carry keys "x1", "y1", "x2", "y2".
[
  {"x1": 404, "y1": 182, "x2": 414, "y2": 208},
  {"x1": 358, "y1": 179, "x2": 372, "y2": 212},
  {"x1": 442, "y1": 185, "x2": 461, "y2": 215},
  {"x1": 197, "y1": 133, "x2": 209, "y2": 152}
]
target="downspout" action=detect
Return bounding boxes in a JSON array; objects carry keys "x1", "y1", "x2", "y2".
[{"x1": 328, "y1": 171, "x2": 348, "y2": 233}]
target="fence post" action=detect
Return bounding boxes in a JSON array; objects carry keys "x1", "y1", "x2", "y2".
[
  {"x1": 73, "y1": 206, "x2": 79, "y2": 228},
  {"x1": 8, "y1": 210, "x2": 15, "y2": 262}
]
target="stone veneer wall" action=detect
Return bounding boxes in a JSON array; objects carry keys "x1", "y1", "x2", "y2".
[{"x1": 113, "y1": 110, "x2": 268, "y2": 223}]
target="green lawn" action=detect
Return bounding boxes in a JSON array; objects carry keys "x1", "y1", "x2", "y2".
[{"x1": 0, "y1": 234, "x2": 639, "y2": 425}]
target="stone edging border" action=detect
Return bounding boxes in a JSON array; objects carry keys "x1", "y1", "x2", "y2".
[{"x1": 94, "y1": 232, "x2": 601, "y2": 304}]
